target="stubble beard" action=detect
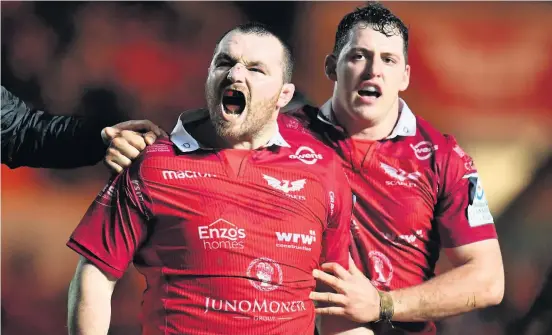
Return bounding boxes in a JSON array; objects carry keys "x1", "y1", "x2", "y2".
[{"x1": 207, "y1": 90, "x2": 279, "y2": 143}]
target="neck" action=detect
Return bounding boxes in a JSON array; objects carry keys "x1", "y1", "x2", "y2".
[
  {"x1": 333, "y1": 98, "x2": 401, "y2": 141},
  {"x1": 223, "y1": 121, "x2": 279, "y2": 150},
  {"x1": 195, "y1": 119, "x2": 279, "y2": 150}
]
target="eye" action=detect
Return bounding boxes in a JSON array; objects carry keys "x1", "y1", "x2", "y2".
[
  {"x1": 351, "y1": 53, "x2": 365, "y2": 61},
  {"x1": 248, "y1": 67, "x2": 265, "y2": 74},
  {"x1": 216, "y1": 61, "x2": 232, "y2": 68},
  {"x1": 383, "y1": 57, "x2": 396, "y2": 64}
]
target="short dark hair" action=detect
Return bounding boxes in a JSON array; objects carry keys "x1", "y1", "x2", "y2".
[
  {"x1": 214, "y1": 22, "x2": 294, "y2": 83},
  {"x1": 333, "y1": 2, "x2": 409, "y2": 63}
]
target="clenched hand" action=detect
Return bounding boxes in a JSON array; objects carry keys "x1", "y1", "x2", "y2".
[{"x1": 102, "y1": 120, "x2": 168, "y2": 173}]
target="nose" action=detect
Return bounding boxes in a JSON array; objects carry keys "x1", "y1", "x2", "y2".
[
  {"x1": 227, "y1": 63, "x2": 246, "y2": 83},
  {"x1": 364, "y1": 55, "x2": 384, "y2": 79}
]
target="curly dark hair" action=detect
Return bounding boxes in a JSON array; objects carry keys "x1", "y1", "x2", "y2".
[{"x1": 333, "y1": 2, "x2": 409, "y2": 63}]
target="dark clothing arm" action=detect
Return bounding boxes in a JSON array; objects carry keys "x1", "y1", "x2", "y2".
[{"x1": 1, "y1": 86, "x2": 112, "y2": 169}]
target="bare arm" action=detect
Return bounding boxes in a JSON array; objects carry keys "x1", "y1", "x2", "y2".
[
  {"x1": 68, "y1": 257, "x2": 118, "y2": 335},
  {"x1": 311, "y1": 239, "x2": 504, "y2": 325},
  {"x1": 389, "y1": 239, "x2": 504, "y2": 321}
]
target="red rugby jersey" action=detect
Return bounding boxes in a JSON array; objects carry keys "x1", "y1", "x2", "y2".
[
  {"x1": 284, "y1": 100, "x2": 497, "y2": 334},
  {"x1": 67, "y1": 111, "x2": 352, "y2": 335}
]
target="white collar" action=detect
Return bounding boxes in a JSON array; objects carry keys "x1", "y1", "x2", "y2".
[
  {"x1": 317, "y1": 98, "x2": 417, "y2": 139},
  {"x1": 170, "y1": 109, "x2": 291, "y2": 152}
]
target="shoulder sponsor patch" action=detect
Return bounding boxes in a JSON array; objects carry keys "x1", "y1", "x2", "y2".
[
  {"x1": 410, "y1": 141, "x2": 438, "y2": 160},
  {"x1": 288, "y1": 146, "x2": 323, "y2": 165},
  {"x1": 464, "y1": 173, "x2": 494, "y2": 227},
  {"x1": 146, "y1": 143, "x2": 172, "y2": 153}
]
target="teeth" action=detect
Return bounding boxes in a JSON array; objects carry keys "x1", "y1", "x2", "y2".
[{"x1": 361, "y1": 86, "x2": 378, "y2": 93}]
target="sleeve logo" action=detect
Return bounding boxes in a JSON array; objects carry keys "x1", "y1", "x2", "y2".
[
  {"x1": 464, "y1": 173, "x2": 494, "y2": 227},
  {"x1": 410, "y1": 141, "x2": 438, "y2": 160}
]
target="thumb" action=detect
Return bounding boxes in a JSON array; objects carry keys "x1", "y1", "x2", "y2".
[
  {"x1": 101, "y1": 126, "x2": 121, "y2": 145},
  {"x1": 144, "y1": 131, "x2": 157, "y2": 145}
]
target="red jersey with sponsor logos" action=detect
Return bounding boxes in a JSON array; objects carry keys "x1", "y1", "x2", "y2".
[
  {"x1": 67, "y1": 113, "x2": 352, "y2": 335},
  {"x1": 284, "y1": 101, "x2": 497, "y2": 334}
]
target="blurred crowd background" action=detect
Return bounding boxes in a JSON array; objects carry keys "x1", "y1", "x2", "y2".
[{"x1": 1, "y1": 1, "x2": 551, "y2": 334}]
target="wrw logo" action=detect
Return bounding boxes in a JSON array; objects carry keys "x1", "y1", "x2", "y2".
[{"x1": 275, "y1": 230, "x2": 317, "y2": 252}]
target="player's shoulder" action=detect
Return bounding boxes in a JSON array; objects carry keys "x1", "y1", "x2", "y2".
[
  {"x1": 126, "y1": 137, "x2": 179, "y2": 174},
  {"x1": 140, "y1": 137, "x2": 179, "y2": 160},
  {"x1": 409, "y1": 115, "x2": 464, "y2": 160},
  {"x1": 412, "y1": 116, "x2": 477, "y2": 179},
  {"x1": 278, "y1": 105, "x2": 338, "y2": 151},
  {"x1": 414, "y1": 116, "x2": 451, "y2": 145},
  {"x1": 278, "y1": 105, "x2": 322, "y2": 139},
  {"x1": 278, "y1": 109, "x2": 342, "y2": 165},
  {"x1": 280, "y1": 104, "x2": 319, "y2": 126}
]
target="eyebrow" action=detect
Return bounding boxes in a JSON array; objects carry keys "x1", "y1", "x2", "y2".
[
  {"x1": 348, "y1": 47, "x2": 401, "y2": 58},
  {"x1": 214, "y1": 52, "x2": 268, "y2": 69}
]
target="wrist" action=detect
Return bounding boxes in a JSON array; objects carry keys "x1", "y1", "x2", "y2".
[{"x1": 377, "y1": 290, "x2": 394, "y2": 323}]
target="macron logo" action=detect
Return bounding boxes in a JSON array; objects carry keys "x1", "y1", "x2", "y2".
[
  {"x1": 162, "y1": 170, "x2": 216, "y2": 180},
  {"x1": 276, "y1": 230, "x2": 317, "y2": 247}
]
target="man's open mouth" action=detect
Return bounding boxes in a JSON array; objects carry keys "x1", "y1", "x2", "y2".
[
  {"x1": 222, "y1": 89, "x2": 246, "y2": 114},
  {"x1": 358, "y1": 86, "x2": 382, "y2": 98}
]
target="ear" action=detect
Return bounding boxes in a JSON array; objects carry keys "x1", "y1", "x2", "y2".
[
  {"x1": 276, "y1": 83, "x2": 296, "y2": 109},
  {"x1": 399, "y1": 64, "x2": 411, "y2": 92},
  {"x1": 324, "y1": 54, "x2": 338, "y2": 82}
]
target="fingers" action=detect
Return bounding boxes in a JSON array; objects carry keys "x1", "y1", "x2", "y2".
[
  {"x1": 313, "y1": 269, "x2": 345, "y2": 292},
  {"x1": 111, "y1": 133, "x2": 144, "y2": 159},
  {"x1": 120, "y1": 130, "x2": 147, "y2": 151},
  {"x1": 104, "y1": 158, "x2": 123, "y2": 174},
  {"x1": 309, "y1": 291, "x2": 347, "y2": 306},
  {"x1": 144, "y1": 131, "x2": 158, "y2": 146},
  {"x1": 104, "y1": 126, "x2": 119, "y2": 139},
  {"x1": 105, "y1": 147, "x2": 133, "y2": 171},
  {"x1": 314, "y1": 306, "x2": 346, "y2": 316},
  {"x1": 348, "y1": 256, "x2": 363, "y2": 276},
  {"x1": 155, "y1": 125, "x2": 169, "y2": 137},
  {"x1": 101, "y1": 126, "x2": 121, "y2": 145},
  {"x1": 103, "y1": 126, "x2": 153, "y2": 174},
  {"x1": 136, "y1": 120, "x2": 166, "y2": 137},
  {"x1": 113, "y1": 120, "x2": 168, "y2": 137},
  {"x1": 320, "y1": 262, "x2": 351, "y2": 280}
]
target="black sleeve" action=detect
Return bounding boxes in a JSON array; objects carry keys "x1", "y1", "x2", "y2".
[{"x1": 1, "y1": 86, "x2": 110, "y2": 169}]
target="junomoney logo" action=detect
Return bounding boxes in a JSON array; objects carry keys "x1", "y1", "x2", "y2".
[
  {"x1": 204, "y1": 297, "x2": 307, "y2": 321},
  {"x1": 289, "y1": 146, "x2": 323, "y2": 165},
  {"x1": 162, "y1": 170, "x2": 216, "y2": 180}
]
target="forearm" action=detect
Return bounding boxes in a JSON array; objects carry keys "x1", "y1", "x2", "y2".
[
  {"x1": 388, "y1": 262, "x2": 503, "y2": 322},
  {"x1": 1, "y1": 86, "x2": 113, "y2": 169},
  {"x1": 68, "y1": 258, "x2": 116, "y2": 335},
  {"x1": 13, "y1": 112, "x2": 108, "y2": 169}
]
